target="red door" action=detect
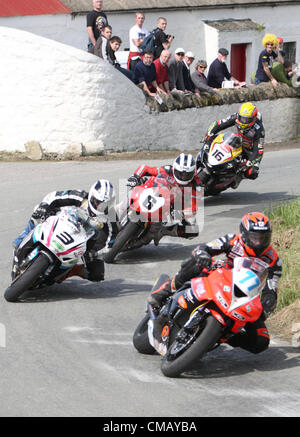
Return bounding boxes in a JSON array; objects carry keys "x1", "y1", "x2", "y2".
[{"x1": 231, "y1": 44, "x2": 247, "y2": 82}]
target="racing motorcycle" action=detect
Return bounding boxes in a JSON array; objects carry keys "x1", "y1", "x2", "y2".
[
  {"x1": 103, "y1": 174, "x2": 199, "y2": 263},
  {"x1": 4, "y1": 207, "x2": 97, "y2": 302},
  {"x1": 133, "y1": 256, "x2": 268, "y2": 378},
  {"x1": 196, "y1": 132, "x2": 247, "y2": 196}
]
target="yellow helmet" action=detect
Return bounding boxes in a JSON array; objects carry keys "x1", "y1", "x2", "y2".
[{"x1": 236, "y1": 102, "x2": 258, "y2": 133}]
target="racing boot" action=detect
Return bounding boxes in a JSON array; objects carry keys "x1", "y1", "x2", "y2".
[
  {"x1": 147, "y1": 277, "x2": 175, "y2": 308},
  {"x1": 153, "y1": 225, "x2": 178, "y2": 246}
]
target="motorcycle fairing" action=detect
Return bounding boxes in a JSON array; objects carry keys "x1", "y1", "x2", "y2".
[{"x1": 191, "y1": 257, "x2": 264, "y2": 332}]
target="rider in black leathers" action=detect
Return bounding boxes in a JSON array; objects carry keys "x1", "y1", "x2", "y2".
[
  {"x1": 12, "y1": 180, "x2": 118, "y2": 282},
  {"x1": 197, "y1": 102, "x2": 265, "y2": 187}
]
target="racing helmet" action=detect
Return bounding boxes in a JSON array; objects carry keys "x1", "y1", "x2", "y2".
[
  {"x1": 239, "y1": 212, "x2": 272, "y2": 256},
  {"x1": 235, "y1": 102, "x2": 258, "y2": 133},
  {"x1": 173, "y1": 153, "x2": 196, "y2": 185},
  {"x1": 88, "y1": 179, "x2": 115, "y2": 217}
]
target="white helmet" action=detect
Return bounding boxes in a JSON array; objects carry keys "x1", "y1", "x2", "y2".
[
  {"x1": 88, "y1": 179, "x2": 115, "y2": 217},
  {"x1": 173, "y1": 153, "x2": 196, "y2": 185}
]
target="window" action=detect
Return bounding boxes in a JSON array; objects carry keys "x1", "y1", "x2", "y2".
[{"x1": 283, "y1": 42, "x2": 296, "y2": 63}]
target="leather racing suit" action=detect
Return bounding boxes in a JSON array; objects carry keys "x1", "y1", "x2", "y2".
[
  {"x1": 131, "y1": 164, "x2": 203, "y2": 240},
  {"x1": 150, "y1": 233, "x2": 282, "y2": 354},
  {"x1": 13, "y1": 190, "x2": 118, "y2": 282},
  {"x1": 205, "y1": 111, "x2": 265, "y2": 180}
]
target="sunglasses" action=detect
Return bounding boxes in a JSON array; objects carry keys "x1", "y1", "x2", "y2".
[{"x1": 176, "y1": 52, "x2": 185, "y2": 56}]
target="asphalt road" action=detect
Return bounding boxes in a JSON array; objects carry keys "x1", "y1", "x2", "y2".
[{"x1": 0, "y1": 149, "x2": 300, "y2": 417}]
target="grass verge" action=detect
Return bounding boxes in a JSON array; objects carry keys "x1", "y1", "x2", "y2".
[{"x1": 267, "y1": 197, "x2": 300, "y2": 311}]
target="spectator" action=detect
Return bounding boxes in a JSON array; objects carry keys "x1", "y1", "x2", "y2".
[
  {"x1": 105, "y1": 37, "x2": 134, "y2": 82},
  {"x1": 86, "y1": 0, "x2": 108, "y2": 53},
  {"x1": 93, "y1": 24, "x2": 112, "y2": 59},
  {"x1": 277, "y1": 37, "x2": 285, "y2": 59},
  {"x1": 153, "y1": 50, "x2": 172, "y2": 95},
  {"x1": 128, "y1": 12, "x2": 148, "y2": 71},
  {"x1": 207, "y1": 48, "x2": 244, "y2": 89},
  {"x1": 153, "y1": 17, "x2": 174, "y2": 60},
  {"x1": 271, "y1": 60, "x2": 295, "y2": 86},
  {"x1": 254, "y1": 34, "x2": 283, "y2": 87},
  {"x1": 133, "y1": 50, "x2": 159, "y2": 97},
  {"x1": 182, "y1": 51, "x2": 197, "y2": 93},
  {"x1": 168, "y1": 48, "x2": 186, "y2": 92},
  {"x1": 191, "y1": 60, "x2": 218, "y2": 94}
]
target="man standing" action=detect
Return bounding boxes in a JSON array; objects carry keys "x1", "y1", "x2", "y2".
[
  {"x1": 168, "y1": 48, "x2": 186, "y2": 92},
  {"x1": 133, "y1": 50, "x2": 159, "y2": 97},
  {"x1": 128, "y1": 12, "x2": 148, "y2": 71},
  {"x1": 207, "y1": 48, "x2": 243, "y2": 88},
  {"x1": 86, "y1": 0, "x2": 108, "y2": 53},
  {"x1": 153, "y1": 17, "x2": 174, "y2": 60}
]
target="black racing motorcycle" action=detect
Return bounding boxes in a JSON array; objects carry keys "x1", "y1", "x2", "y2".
[{"x1": 196, "y1": 132, "x2": 247, "y2": 196}]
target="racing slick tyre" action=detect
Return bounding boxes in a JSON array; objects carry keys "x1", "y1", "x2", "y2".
[
  {"x1": 133, "y1": 274, "x2": 170, "y2": 355},
  {"x1": 133, "y1": 314, "x2": 156, "y2": 355},
  {"x1": 103, "y1": 221, "x2": 141, "y2": 263},
  {"x1": 161, "y1": 315, "x2": 223, "y2": 378},
  {"x1": 4, "y1": 253, "x2": 51, "y2": 302}
]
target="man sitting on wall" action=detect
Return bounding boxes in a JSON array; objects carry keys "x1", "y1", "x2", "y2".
[
  {"x1": 271, "y1": 60, "x2": 296, "y2": 86},
  {"x1": 153, "y1": 50, "x2": 173, "y2": 95},
  {"x1": 133, "y1": 50, "x2": 159, "y2": 97}
]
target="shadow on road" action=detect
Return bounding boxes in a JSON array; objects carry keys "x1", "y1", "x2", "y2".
[
  {"x1": 17, "y1": 277, "x2": 151, "y2": 303},
  {"x1": 205, "y1": 191, "x2": 297, "y2": 216},
  {"x1": 181, "y1": 343, "x2": 299, "y2": 379}
]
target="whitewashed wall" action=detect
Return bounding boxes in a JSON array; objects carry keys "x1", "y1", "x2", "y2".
[{"x1": 0, "y1": 27, "x2": 299, "y2": 155}]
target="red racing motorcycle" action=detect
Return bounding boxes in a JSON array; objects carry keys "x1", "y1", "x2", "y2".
[
  {"x1": 133, "y1": 256, "x2": 268, "y2": 378},
  {"x1": 103, "y1": 175, "x2": 200, "y2": 263}
]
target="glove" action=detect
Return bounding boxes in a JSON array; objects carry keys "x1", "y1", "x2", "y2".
[
  {"x1": 127, "y1": 174, "x2": 142, "y2": 188},
  {"x1": 31, "y1": 203, "x2": 50, "y2": 222},
  {"x1": 203, "y1": 132, "x2": 214, "y2": 144},
  {"x1": 261, "y1": 290, "x2": 277, "y2": 318},
  {"x1": 192, "y1": 248, "x2": 212, "y2": 268}
]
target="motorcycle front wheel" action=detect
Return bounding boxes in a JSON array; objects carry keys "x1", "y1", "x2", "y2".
[
  {"x1": 161, "y1": 315, "x2": 222, "y2": 378},
  {"x1": 4, "y1": 253, "x2": 51, "y2": 302}
]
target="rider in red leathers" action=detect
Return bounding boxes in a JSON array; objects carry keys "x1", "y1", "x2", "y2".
[
  {"x1": 127, "y1": 153, "x2": 203, "y2": 243},
  {"x1": 149, "y1": 212, "x2": 282, "y2": 354}
]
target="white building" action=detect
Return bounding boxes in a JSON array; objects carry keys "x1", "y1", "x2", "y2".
[{"x1": 1, "y1": 0, "x2": 299, "y2": 83}]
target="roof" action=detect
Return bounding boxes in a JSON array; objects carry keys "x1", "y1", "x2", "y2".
[
  {"x1": 204, "y1": 18, "x2": 260, "y2": 31},
  {"x1": 63, "y1": 0, "x2": 300, "y2": 13},
  {"x1": 0, "y1": 0, "x2": 71, "y2": 17}
]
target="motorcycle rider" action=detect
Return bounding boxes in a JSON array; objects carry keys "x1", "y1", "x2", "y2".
[
  {"x1": 126, "y1": 153, "x2": 203, "y2": 244},
  {"x1": 197, "y1": 102, "x2": 265, "y2": 188},
  {"x1": 149, "y1": 211, "x2": 282, "y2": 354},
  {"x1": 12, "y1": 179, "x2": 117, "y2": 282}
]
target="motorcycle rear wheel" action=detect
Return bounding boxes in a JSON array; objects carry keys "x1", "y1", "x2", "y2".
[
  {"x1": 4, "y1": 253, "x2": 50, "y2": 302},
  {"x1": 103, "y1": 221, "x2": 141, "y2": 263},
  {"x1": 161, "y1": 315, "x2": 222, "y2": 378}
]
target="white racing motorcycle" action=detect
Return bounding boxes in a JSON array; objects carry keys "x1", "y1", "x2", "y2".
[{"x1": 4, "y1": 207, "x2": 97, "y2": 302}]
